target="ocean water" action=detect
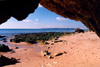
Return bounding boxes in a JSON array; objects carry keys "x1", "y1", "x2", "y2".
[
  {"x1": 0, "y1": 28, "x2": 89, "y2": 47},
  {"x1": 0, "y1": 28, "x2": 89, "y2": 36}
]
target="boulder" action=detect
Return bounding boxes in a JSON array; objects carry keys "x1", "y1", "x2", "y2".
[
  {"x1": 54, "y1": 37, "x2": 59, "y2": 40},
  {"x1": 53, "y1": 51, "x2": 67, "y2": 57},
  {"x1": 0, "y1": 55, "x2": 17, "y2": 66},
  {"x1": 0, "y1": 35, "x2": 5, "y2": 38},
  {"x1": 15, "y1": 47, "x2": 19, "y2": 49},
  {"x1": 75, "y1": 28, "x2": 84, "y2": 33},
  {"x1": 53, "y1": 52, "x2": 63, "y2": 57},
  {"x1": 3, "y1": 40, "x2": 7, "y2": 42},
  {"x1": 41, "y1": 50, "x2": 49, "y2": 56},
  {"x1": 0, "y1": 44, "x2": 9, "y2": 52},
  {"x1": 41, "y1": 50, "x2": 51, "y2": 59}
]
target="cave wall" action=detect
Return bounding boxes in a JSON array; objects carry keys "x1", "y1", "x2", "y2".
[{"x1": 0, "y1": 0, "x2": 40, "y2": 24}]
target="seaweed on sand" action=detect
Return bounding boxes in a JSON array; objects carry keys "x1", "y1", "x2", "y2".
[{"x1": 10, "y1": 32, "x2": 73, "y2": 44}]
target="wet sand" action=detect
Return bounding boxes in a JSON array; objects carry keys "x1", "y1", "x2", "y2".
[{"x1": 1, "y1": 31, "x2": 100, "y2": 67}]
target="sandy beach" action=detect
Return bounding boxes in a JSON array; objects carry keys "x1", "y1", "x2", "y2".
[{"x1": 1, "y1": 31, "x2": 100, "y2": 67}]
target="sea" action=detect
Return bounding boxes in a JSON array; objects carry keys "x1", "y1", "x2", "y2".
[
  {"x1": 0, "y1": 28, "x2": 89, "y2": 47},
  {"x1": 0, "y1": 28, "x2": 89, "y2": 36}
]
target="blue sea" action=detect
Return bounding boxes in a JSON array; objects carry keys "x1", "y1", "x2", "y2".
[
  {"x1": 0, "y1": 28, "x2": 89, "y2": 35},
  {"x1": 0, "y1": 28, "x2": 89, "y2": 47}
]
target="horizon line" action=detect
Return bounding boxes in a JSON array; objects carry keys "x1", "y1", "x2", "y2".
[{"x1": 0, "y1": 28, "x2": 89, "y2": 29}]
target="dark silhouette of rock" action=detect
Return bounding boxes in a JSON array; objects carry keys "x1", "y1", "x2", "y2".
[
  {"x1": 75, "y1": 28, "x2": 84, "y2": 33},
  {"x1": 0, "y1": 0, "x2": 100, "y2": 37},
  {"x1": 0, "y1": 35, "x2": 5, "y2": 38},
  {"x1": 0, "y1": 55, "x2": 18, "y2": 66},
  {"x1": 0, "y1": 44, "x2": 9, "y2": 52},
  {"x1": 0, "y1": 0, "x2": 40, "y2": 24},
  {"x1": 3, "y1": 40, "x2": 7, "y2": 42},
  {"x1": 15, "y1": 47, "x2": 19, "y2": 49}
]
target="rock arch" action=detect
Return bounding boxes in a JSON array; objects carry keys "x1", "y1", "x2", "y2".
[{"x1": 0, "y1": 0, "x2": 100, "y2": 37}]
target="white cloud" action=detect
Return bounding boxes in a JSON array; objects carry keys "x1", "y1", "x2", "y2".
[
  {"x1": 34, "y1": 22, "x2": 38, "y2": 24},
  {"x1": 38, "y1": 4, "x2": 43, "y2": 7},
  {"x1": 35, "y1": 19, "x2": 38, "y2": 21},
  {"x1": 23, "y1": 20, "x2": 32, "y2": 22},
  {"x1": 56, "y1": 17, "x2": 69, "y2": 21}
]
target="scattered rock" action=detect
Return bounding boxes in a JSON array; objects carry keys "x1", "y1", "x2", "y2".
[
  {"x1": 53, "y1": 52, "x2": 63, "y2": 57},
  {"x1": 3, "y1": 40, "x2": 7, "y2": 42},
  {"x1": 46, "y1": 55, "x2": 51, "y2": 59},
  {"x1": 50, "y1": 42, "x2": 54, "y2": 45},
  {"x1": 50, "y1": 39, "x2": 64, "y2": 45},
  {"x1": 0, "y1": 55, "x2": 18, "y2": 66},
  {"x1": 41, "y1": 50, "x2": 52, "y2": 59},
  {"x1": 10, "y1": 50, "x2": 15, "y2": 54},
  {"x1": 63, "y1": 51, "x2": 67, "y2": 54},
  {"x1": 0, "y1": 35, "x2": 5, "y2": 38},
  {"x1": 41, "y1": 50, "x2": 49, "y2": 56},
  {"x1": 24, "y1": 49, "x2": 27, "y2": 51},
  {"x1": 75, "y1": 28, "x2": 84, "y2": 33},
  {"x1": 44, "y1": 42, "x2": 49, "y2": 45},
  {"x1": 0, "y1": 44, "x2": 9, "y2": 52},
  {"x1": 15, "y1": 47, "x2": 19, "y2": 49},
  {"x1": 55, "y1": 37, "x2": 59, "y2": 40},
  {"x1": 47, "y1": 47, "x2": 50, "y2": 49}
]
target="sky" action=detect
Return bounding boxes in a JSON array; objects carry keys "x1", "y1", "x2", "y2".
[{"x1": 0, "y1": 4, "x2": 87, "y2": 29}]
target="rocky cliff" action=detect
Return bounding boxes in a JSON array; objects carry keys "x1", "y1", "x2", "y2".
[{"x1": 0, "y1": 0, "x2": 100, "y2": 37}]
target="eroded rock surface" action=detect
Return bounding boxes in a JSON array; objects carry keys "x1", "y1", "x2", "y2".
[{"x1": 40, "y1": 0, "x2": 100, "y2": 36}]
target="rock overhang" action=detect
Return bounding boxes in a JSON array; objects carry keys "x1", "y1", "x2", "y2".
[{"x1": 0, "y1": 0, "x2": 100, "y2": 37}]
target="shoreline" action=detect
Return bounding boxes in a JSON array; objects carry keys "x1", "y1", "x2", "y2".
[{"x1": 1, "y1": 31, "x2": 100, "y2": 67}]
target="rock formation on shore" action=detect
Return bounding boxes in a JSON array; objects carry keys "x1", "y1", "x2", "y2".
[
  {"x1": 0, "y1": 0, "x2": 100, "y2": 37},
  {"x1": 0, "y1": 55, "x2": 18, "y2": 66}
]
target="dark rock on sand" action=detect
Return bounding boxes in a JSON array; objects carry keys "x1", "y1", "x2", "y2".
[
  {"x1": 0, "y1": 44, "x2": 9, "y2": 52},
  {"x1": 75, "y1": 28, "x2": 84, "y2": 33},
  {"x1": 0, "y1": 55, "x2": 18, "y2": 66},
  {"x1": 41, "y1": 50, "x2": 51, "y2": 59},
  {"x1": 3, "y1": 40, "x2": 7, "y2": 42},
  {"x1": 53, "y1": 52, "x2": 63, "y2": 57},
  {"x1": 0, "y1": 35, "x2": 5, "y2": 38},
  {"x1": 15, "y1": 47, "x2": 19, "y2": 49}
]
